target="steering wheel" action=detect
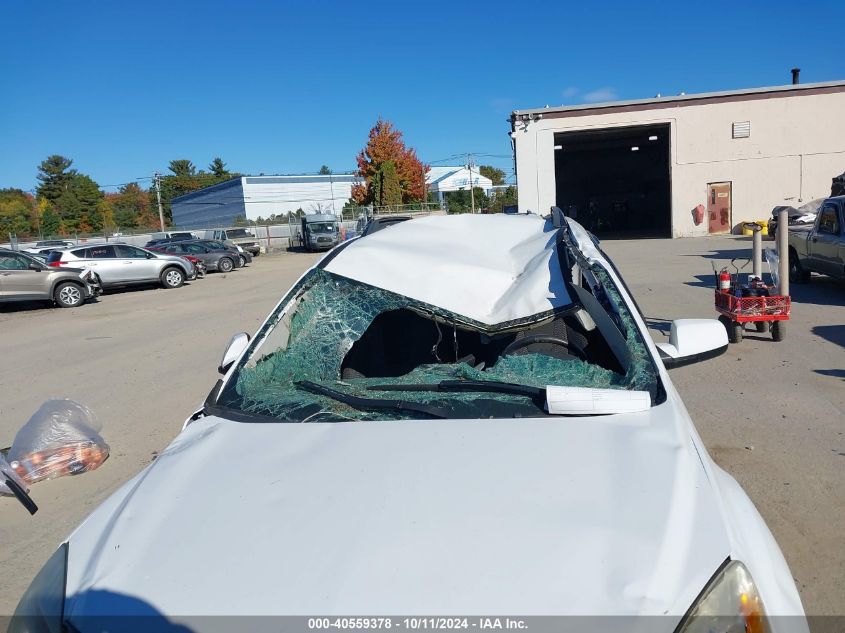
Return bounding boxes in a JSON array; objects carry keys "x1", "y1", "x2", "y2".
[{"x1": 502, "y1": 335, "x2": 588, "y2": 362}]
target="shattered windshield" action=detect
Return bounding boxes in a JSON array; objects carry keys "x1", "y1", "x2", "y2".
[{"x1": 216, "y1": 261, "x2": 659, "y2": 422}]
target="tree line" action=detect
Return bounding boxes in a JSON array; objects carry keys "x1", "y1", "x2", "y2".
[{"x1": 0, "y1": 155, "x2": 238, "y2": 238}]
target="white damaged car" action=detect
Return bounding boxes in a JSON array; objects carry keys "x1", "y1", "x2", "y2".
[{"x1": 12, "y1": 213, "x2": 807, "y2": 632}]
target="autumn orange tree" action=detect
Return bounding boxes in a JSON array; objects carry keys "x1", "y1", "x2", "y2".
[{"x1": 351, "y1": 118, "x2": 428, "y2": 206}]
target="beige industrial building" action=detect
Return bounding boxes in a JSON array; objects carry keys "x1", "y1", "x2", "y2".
[{"x1": 511, "y1": 79, "x2": 845, "y2": 237}]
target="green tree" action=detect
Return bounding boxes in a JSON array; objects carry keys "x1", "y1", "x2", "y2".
[
  {"x1": 318, "y1": 165, "x2": 332, "y2": 175},
  {"x1": 372, "y1": 160, "x2": 402, "y2": 208},
  {"x1": 36, "y1": 155, "x2": 77, "y2": 202},
  {"x1": 443, "y1": 187, "x2": 488, "y2": 214},
  {"x1": 479, "y1": 165, "x2": 506, "y2": 186},
  {"x1": 40, "y1": 207, "x2": 61, "y2": 236},
  {"x1": 0, "y1": 189, "x2": 34, "y2": 236},
  {"x1": 169, "y1": 159, "x2": 197, "y2": 177},
  {"x1": 487, "y1": 185, "x2": 518, "y2": 213},
  {"x1": 56, "y1": 174, "x2": 104, "y2": 232},
  {"x1": 208, "y1": 157, "x2": 229, "y2": 177}
]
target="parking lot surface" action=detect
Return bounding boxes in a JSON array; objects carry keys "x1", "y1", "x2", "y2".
[{"x1": 1, "y1": 237, "x2": 843, "y2": 616}]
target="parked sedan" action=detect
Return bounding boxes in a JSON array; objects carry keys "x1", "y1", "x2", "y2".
[
  {"x1": 11, "y1": 214, "x2": 806, "y2": 632},
  {"x1": 46, "y1": 243, "x2": 195, "y2": 290},
  {"x1": 0, "y1": 248, "x2": 99, "y2": 308},
  {"x1": 153, "y1": 241, "x2": 240, "y2": 273}
]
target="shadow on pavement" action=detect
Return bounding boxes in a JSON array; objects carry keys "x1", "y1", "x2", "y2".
[
  {"x1": 789, "y1": 278, "x2": 845, "y2": 308},
  {"x1": 814, "y1": 369, "x2": 845, "y2": 380},
  {"x1": 812, "y1": 325, "x2": 845, "y2": 349}
]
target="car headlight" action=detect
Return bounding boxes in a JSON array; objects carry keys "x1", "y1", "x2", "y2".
[
  {"x1": 678, "y1": 560, "x2": 769, "y2": 633},
  {"x1": 10, "y1": 543, "x2": 68, "y2": 633}
]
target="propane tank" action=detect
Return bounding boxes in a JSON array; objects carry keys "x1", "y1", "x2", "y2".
[{"x1": 718, "y1": 268, "x2": 731, "y2": 292}]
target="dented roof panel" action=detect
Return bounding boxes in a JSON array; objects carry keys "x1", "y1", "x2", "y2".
[{"x1": 324, "y1": 214, "x2": 571, "y2": 325}]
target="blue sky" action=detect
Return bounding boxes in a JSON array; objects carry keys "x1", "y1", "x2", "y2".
[{"x1": 2, "y1": 0, "x2": 842, "y2": 191}]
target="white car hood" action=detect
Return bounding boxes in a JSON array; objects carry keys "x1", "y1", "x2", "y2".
[
  {"x1": 324, "y1": 214, "x2": 571, "y2": 325},
  {"x1": 64, "y1": 403, "x2": 730, "y2": 622}
]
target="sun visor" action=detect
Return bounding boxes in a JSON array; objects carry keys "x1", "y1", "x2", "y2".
[{"x1": 324, "y1": 214, "x2": 572, "y2": 325}]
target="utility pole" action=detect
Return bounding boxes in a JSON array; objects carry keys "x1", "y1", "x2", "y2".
[
  {"x1": 153, "y1": 172, "x2": 165, "y2": 231},
  {"x1": 467, "y1": 154, "x2": 476, "y2": 214}
]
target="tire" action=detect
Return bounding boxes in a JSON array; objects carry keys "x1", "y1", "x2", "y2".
[
  {"x1": 755, "y1": 321, "x2": 769, "y2": 333},
  {"x1": 218, "y1": 257, "x2": 234, "y2": 273},
  {"x1": 161, "y1": 267, "x2": 185, "y2": 289},
  {"x1": 789, "y1": 250, "x2": 810, "y2": 283},
  {"x1": 54, "y1": 282, "x2": 85, "y2": 308},
  {"x1": 723, "y1": 317, "x2": 743, "y2": 344},
  {"x1": 238, "y1": 255, "x2": 246, "y2": 267},
  {"x1": 771, "y1": 321, "x2": 786, "y2": 342}
]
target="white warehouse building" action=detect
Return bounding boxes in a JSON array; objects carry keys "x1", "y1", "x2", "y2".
[
  {"x1": 426, "y1": 166, "x2": 494, "y2": 203},
  {"x1": 512, "y1": 78, "x2": 845, "y2": 238},
  {"x1": 171, "y1": 174, "x2": 360, "y2": 228}
]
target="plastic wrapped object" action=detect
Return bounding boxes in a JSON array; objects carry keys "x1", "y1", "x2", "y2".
[
  {"x1": 4, "y1": 400, "x2": 109, "y2": 487},
  {"x1": 764, "y1": 248, "x2": 780, "y2": 292}
]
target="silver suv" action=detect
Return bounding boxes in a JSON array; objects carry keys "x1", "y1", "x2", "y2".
[
  {"x1": 0, "y1": 248, "x2": 100, "y2": 308},
  {"x1": 47, "y1": 243, "x2": 196, "y2": 290}
]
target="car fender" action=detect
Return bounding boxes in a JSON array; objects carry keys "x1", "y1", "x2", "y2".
[{"x1": 49, "y1": 275, "x2": 85, "y2": 298}]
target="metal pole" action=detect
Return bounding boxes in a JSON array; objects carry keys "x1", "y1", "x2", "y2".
[
  {"x1": 468, "y1": 154, "x2": 475, "y2": 214},
  {"x1": 154, "y1": 172, "x2": 165, "y2": 232},
  {"x1": 776, "y1": 208, "x2": 789, "y2": 295},
  {"x1": 752, "y1": 225, "x2": 762, "y2": 280}
]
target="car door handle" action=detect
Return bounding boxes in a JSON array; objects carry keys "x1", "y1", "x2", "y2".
[{"x1": 123, "y1": 261, "x2": 133, "y2": 265}]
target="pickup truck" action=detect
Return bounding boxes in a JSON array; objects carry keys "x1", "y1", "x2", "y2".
[
  {"x1": 200, "y1": 228, "x2": 261, "y2": 256},
  {"x1": 788, "y1": 195, "x2": 845, "y2": 282}
]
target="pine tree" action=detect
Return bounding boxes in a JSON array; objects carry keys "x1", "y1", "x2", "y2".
[
  {"x1": 36, "y1": 155, "x2": 77, "y2": 202},
  {"x1": 209, "y1": 157, "x2": 229, "y2": 177}
]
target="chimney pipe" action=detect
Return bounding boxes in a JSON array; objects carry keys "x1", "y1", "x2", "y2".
[{"x1": 791, "y1": 68, "x2": 800, "y2": 84}]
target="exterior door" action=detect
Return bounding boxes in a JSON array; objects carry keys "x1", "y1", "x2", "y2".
[
  {"x1": 707, "y1": 182, "x2": 732, "y2": 234},
  {"x1": 0, "y1": 252, "x2": 46, "y2": 300},
  {"x1": 82, "y1": 245, "x2": 122, "y2": 283},
  {"x1": 115, "y1": 244, "x2": 159, "y2": 281},
  {"x1": 810, "y1": 202, "x2": 843, "y2": 276}
]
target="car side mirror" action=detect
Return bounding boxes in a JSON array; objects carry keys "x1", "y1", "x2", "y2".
[
  {"x1": 218, "y1": 332, "x2": 250, "y2": 375},
  {"x1": 656, "y1": 319, "x2": 728, "y2": 369},
  {"x1": 28, "y1": 263, "x2": 44, "y2": 271},
  {"x1": 146, "y1": 252, "x2": 156, "y2": 259}
]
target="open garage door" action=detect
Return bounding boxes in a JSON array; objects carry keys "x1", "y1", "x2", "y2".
[{"x1": 554, "y1": 123, "x2": 671, "y2": 238}]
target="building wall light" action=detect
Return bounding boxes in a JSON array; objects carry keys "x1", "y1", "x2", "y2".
[{"x1": 631, "y1": 146, "x2": 640, "y2": 151}]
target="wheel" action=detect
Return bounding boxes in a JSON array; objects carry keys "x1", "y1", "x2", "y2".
[
  {"x1": 218, "y1": 257, "x2": 234, "y2": 273},
  {"x1": 755, "y1": 321, "x2": 769, "y2": 333},
  {"x1": 54, "y1": 282, "x2": 84, "y2": 308},
  {"x1": 161, "y1": 267, "x2": 185, "y2": 288},
  {"x1": 789, "y1": 250, "x2": 810, "y2": 283},
  {"x1": 771, "y1": 321, "x2": 786, "y2": 342},
  {"x1": 238, "y1": 255, "x2": 246, "y2": 267},
  {"x1": 725, "y1": 319, "x2": 743, "y2": 344}
]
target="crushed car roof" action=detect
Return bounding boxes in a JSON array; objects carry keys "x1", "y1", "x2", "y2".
[{"x1": 324, "y1": 214, "x2": 572, "y2": 325}]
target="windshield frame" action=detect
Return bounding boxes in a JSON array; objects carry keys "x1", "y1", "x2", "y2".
[{"x1": 213, "y1": 227, "x2": 664, "y2": 422}]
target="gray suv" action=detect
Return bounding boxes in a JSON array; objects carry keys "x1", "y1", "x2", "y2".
[
  {"x1": 0, "y1": 249, "x2": 100, "y2": 308},
  {"x1": 47, "y1": 243, "x2": 195, "y2": 290}
]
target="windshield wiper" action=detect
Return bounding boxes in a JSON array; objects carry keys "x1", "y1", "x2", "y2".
[
  {"x1": 295, "y1": 381, "x2": 452, "y2": 419},
  {"x1": 368, "y1": 379, "x2": 546, "y2": 407}
]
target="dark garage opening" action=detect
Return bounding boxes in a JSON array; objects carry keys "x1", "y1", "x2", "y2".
[{"x1": 554, "y1": 123, "x2": 671, "y2": 238}]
